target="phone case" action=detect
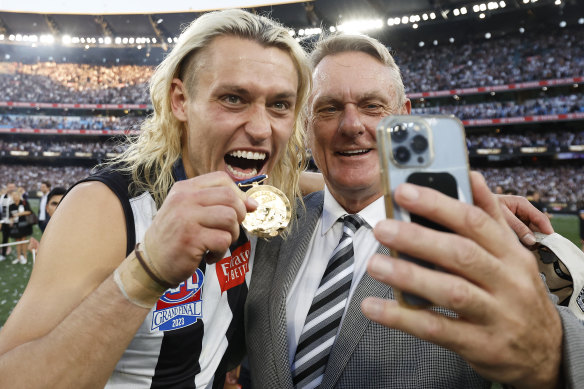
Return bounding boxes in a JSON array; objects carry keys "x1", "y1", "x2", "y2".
[{"x1": 376, "y1": 114, "x2": 473, "y2": 307}]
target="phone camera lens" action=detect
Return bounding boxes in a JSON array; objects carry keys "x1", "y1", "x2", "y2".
[
  {"x1": 391, "y1": 124, "x2": 408, "y2": 143},
  {"x1": 394, "y1": 146, "x2": 411, "y2": 164},
  {"x1": 411, "y1": 135, "x2": 428, "y2": 154}
]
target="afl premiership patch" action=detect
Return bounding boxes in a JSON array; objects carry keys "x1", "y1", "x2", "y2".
[
  {"x1": 216, "y1": 240, "x2": 251, "y2": 294},
  {"x1": 151, "y1": 268, "x2": 205, "y2": 332}
]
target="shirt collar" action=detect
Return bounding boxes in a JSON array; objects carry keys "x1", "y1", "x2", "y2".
[{"x1": 321, "y1": 186, "x2": 385, "y2": 236}]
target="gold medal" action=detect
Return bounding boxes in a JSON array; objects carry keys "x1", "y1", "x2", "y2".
[{"x1": 239, "y1": 177, "x2": 291, "y2": 238}]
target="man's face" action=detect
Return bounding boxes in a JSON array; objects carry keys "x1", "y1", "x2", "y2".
[
  {"x1": 40, "y1": 183, "x2": 49, "y2": 194},
  {"x1": 46, "y1": 194, "x2": 63, "y2": 217},
  {"x1": 309, "y1": 51, "x2": 410, "y2": 212},
  {"x1": 173, "y1": 36, "x2": 299, "y2": 181}
]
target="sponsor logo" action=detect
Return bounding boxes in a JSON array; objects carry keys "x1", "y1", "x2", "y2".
[
  {"x1": 216, "y1": 241, "x2": 251, "y2": 294},
  {"x1": 151, "y1": 268, "x2": 204, "y2": 332}
]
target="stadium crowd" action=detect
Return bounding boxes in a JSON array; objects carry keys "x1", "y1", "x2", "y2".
[
  {"x1": 0, "y1": 139, "x2": 127, "y2": 154},
  {"x1": 466, "y1": 130, "x2": 584, "y2": 149},
  {"x1": 0, "y1": 114, "x2": 142, "y2": 131},
  {"x1": 398, "y1": 27, "x2": 584, "y2": 91},
  {"x1": 0, "y1": 27, "x2": 581, "y2": 106},
  {"x1": 0, "y1": 62, "x2": 151, "y2": 104},
  {"x1": 478, "y1": 165, "x2": 584, "y2": 207},
  {"x1": 412, "y1": 94, "x2": 584, "y2": 119},
  {"x1": 0, "y1": 165, "x2": 90, "y2": 193}
]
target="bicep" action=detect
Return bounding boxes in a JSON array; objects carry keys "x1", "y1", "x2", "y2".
[{"x1": 0, "y1": 181, "x2": 127, "y2": 353}]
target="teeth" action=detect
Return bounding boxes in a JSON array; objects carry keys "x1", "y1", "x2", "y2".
[
  {"x1": 228, "y1": 150, "x2": 266, "y2": 160},
  {"x1": 226, "y1": 165, "x2": 258, "y2": 179},
  {"x1": 343, "y1": 149, "x2": 368, "y2": 154}
]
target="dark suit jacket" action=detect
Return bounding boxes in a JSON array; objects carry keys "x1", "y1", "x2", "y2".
[{"x1": 245, "y1": 191, "x2": 491, "y2": 388}]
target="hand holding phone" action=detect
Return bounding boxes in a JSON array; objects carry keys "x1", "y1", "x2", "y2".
[{"x1": 376, "y1": 115, "x2": 473, "y2": 307}]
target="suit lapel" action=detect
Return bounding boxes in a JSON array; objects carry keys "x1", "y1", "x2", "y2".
[
  {"x1": 269, "y1": 192, "x2": 324, "y2": 388},
  {"x1": 320, "y1": 245, "x2": 393, "y2": 389}
]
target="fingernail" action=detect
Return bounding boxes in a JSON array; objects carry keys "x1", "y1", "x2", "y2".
[
  {"x1": 522, "y1": 233, "x2": 536, "y2": 246},
  {"x1": 375, "y1": 220, "x2": 399, "y2": 241},
  {"x1": 369, "y1": 255, "x2": 393, "y2": 277},
  {"x1": 361, "y1": 298, "x2": 382, "y2": 319},
  {"x1": 400, "y1": 184, "x2": 419, "y2": 201},
  {"x1": 248, "y1": 197, "x2": 259, "y2": 208}
]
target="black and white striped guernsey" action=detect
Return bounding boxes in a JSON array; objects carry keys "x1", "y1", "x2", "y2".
[{"x1": 75, "y1": 167, "x2": 251, "y2": 388}]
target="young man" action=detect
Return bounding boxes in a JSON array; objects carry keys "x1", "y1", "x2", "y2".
[
  {"x1": 0, "y1": 9, "x2": 311, "y2": 388},
  {"x1": 37, "y1": 181, "x2": 51, "y2": 232},
  {"x1": 245, "y1": 33, "x2": 583, "y2": 388}
]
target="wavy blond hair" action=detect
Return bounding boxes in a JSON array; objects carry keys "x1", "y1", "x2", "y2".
[{"x1": 109, "y1": 9, "x2": 311, "y2": 217}]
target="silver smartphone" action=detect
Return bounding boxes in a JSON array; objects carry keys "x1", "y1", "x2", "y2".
[{"x1": 377, "y1": 115, "x2": 473, "y2": 308}]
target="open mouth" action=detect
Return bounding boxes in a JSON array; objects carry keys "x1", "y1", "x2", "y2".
[
  {"x1": 337, "y1": 149, "x2": 371, "y2": 157},
  {"x1": 224, "y1": 150, "x2": 268, "y2": 180}
]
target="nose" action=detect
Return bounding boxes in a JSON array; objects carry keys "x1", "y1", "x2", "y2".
[
  {"x1": 339, "y1": 104, "x2": 365, "y2": 138},
  {"x1": 244, "y1": 104, "x2": 272, "y2": 143}
]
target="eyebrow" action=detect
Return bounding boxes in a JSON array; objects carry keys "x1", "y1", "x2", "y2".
[
  {"x1": 313, "y1": 92, "x2": 390, "y2": 106},
  {"x1": 217, "y1": 85, "x2": 297, "y2": 101}
]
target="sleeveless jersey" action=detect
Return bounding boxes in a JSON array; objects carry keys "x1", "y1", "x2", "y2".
[{"x1": 75, "y1": 167, "x2": 253, "y2": 389}]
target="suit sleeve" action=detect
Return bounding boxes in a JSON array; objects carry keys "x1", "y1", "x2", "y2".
[{"x1": 557, "y1": 306, "x2": 584, "y2": 388}]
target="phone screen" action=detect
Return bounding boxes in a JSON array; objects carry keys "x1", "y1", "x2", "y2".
[{"x1": 399, "y1": 172, "x2": 459, "y2": 306}]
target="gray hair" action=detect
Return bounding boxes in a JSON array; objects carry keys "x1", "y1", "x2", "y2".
[{"x1": 309, "y1": 33, "x2": 407, "y2": 110}]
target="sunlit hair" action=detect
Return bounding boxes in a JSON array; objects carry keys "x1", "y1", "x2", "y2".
[
  {"x1": 309, "y1": 33, "x2": 407, "y2": 111},
  {"x1": 108, "y1": 9, "x2": 311, "y2": 216}
]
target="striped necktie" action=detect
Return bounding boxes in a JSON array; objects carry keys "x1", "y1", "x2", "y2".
[{"x1": 291, "y1": 214, "x2": 365, "y2": 389}]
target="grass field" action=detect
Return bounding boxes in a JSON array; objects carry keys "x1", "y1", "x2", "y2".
[
  {"x1": 0, "y1": 198, "x2": 41, "y2": 326},
  {"x1": 0, "y1": 206, "x2": 581, "y2": 327}
]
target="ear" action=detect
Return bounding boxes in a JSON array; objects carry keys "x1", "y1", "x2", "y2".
[
  {"x1": 401, "y1": 98, "x2": 412, "y2": 115},
  {"x1": 170, "y1": 78, "x2": 188, "y2": 122}
]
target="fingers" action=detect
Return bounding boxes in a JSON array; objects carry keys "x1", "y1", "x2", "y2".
[
  {"x1": 497, "y1": 194, "x2": 554, "y2": 242},
  {"x1": 367, "y1": 249, "x2": 496, "y2": 320},
  {"x1": 500, "y1": 205, "x2": 537, "y2": 247},
  {"x1": 360, "y1": 296, "x2": 483, "y2": 355},
  {"x1": 392, "y1": 174, "x2": 516, "y2": 260},
  {"x1": 373, "y1": 219, "x2": 502, "y2": 289}
]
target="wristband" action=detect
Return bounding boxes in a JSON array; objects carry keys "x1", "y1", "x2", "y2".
[
  {"x1": 134, "y1": 243, "x2": 177, "y2": 289},
  {"x1": 113, "y1": 250, "x2": 169, "y2": 308}
]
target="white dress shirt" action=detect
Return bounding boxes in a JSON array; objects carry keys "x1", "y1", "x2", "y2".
[
  {"x1": 39, "y1": 193, "x2": 48, "y2": 221},
  {"x1": 286, "y1": 187, "x2": 385, "y2": 366}
]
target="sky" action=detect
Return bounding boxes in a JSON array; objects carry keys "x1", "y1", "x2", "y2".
[{"x1": 0, "y1": 0, "x2": 302, "y2": 14}]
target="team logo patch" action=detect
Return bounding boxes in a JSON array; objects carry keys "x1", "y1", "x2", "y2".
[
  {"x1": 216, "y1": 241, "x2": 251, "y2": 294},
  {"x1": 151, "y1": 268, "x2": 204, "y2": 332}
]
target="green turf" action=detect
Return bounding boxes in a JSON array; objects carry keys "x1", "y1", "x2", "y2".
[
  {"x1": 550, "y1": 213, "x2": 581, "y2": 248},
  {"x1": 0, "y1": 198, "x2": 41, "y2": 326}
]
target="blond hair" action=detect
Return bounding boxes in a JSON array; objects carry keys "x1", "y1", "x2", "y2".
[{"x1": 109, "y1": 9, "x2": 311, "y2": 215}]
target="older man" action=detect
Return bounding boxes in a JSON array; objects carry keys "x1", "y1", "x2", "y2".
[
  {"x1": 245, "y1": 33, "x2": 584, "y2": 388},
  {"x1": 0, "y1": 9, "x2": 311, "y2": 388}
]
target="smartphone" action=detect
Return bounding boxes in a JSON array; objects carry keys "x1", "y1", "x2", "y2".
[{"x1": 376, "y1": 115, "x2": 473, "y2": 308}]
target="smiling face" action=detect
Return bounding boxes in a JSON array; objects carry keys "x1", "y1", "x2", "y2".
[
  {"x1": 171, "y1": 35, "x2": 299, "y2": 182},
  {"x1": 309, "y1": 51, "x2": 411, "y2": 213}
]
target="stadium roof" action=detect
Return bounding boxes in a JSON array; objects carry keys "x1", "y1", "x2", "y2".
[{"x1": 0, "y1": 0, "x2": 581, "y2": 65}]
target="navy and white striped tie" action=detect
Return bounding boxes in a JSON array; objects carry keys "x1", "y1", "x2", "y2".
[{"x1": 292, "y1": 214, "x2": 365, "y2": 389}]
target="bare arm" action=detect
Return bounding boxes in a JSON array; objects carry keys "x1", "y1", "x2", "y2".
[
  {"x1": 0, "y1": 172, "x2": 254, "y2": 387},
  {"x1": 0, "y1": 182, "x2": 143, "y2": 387},
  {"x1": 299, "y1": 171, "x2": 324, "y2": 196}
]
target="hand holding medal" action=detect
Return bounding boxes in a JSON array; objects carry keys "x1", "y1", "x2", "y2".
[{"x1": 237, "y1": 175, "x2": 291, "y2": 238}]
